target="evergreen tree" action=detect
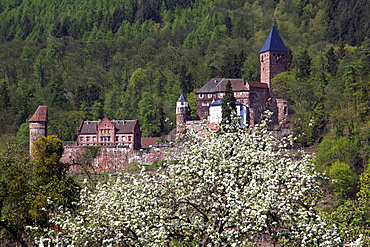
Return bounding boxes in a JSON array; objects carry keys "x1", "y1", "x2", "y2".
[{"x1": 221, "y1": 80, "x2": 236, "y2": 125}]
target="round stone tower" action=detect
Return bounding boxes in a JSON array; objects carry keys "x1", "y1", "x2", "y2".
[
  {"x1": 176, "y1": 93, "x2": 190, "y2": 134},
  {"x1": 29, "y1": 106, "x2": 48, "y2": 155}
]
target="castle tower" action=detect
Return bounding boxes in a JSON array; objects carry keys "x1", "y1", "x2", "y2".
[
  {"x1": 176, "y1": 93, "x2": 190, "y2": 134},
  {"x1": 29, "y1": 106, "x2": 48, "y2": 155},
  {"x1": 260, "y1": 25, "x2": 288, "y2": 89}
]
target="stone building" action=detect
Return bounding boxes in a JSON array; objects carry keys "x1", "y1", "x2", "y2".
[
  {"x1": 29, "y1": 105, "x2": 48, "y2": 154},
  {"x1": 186, "y1": 25, "x2": 290, "y2": 127},
  {"x1": 77, "y1": 117, "x2": 142, "y2": 150}
]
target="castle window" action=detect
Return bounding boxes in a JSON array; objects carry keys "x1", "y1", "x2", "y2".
[
  {"x1": 93, "y1": 136, "x2": 96, "y2": 142},
  {"x1": 100, "y1": 136, "x2": 110, "y2": 142},
  {"x1": 86, "y1": 137, "x2": 90, "y2": 142},
  {"x1": 208, "y1": 94, "x2": 212, "y2": 98},
  {"x1": 199, "y1": 94, "x2": 204, "y2": 98},
  {"x1": 202, "y1": 102, "x2": 209, "y2": 106},
  {"x1": 284, "y1": 106, "x2": 288, "y2": 115},
  {"x1": 122, "y1": 136, "x2": 126, "y2": 141},
  {"x1": 80, "y1": 136, "x2": 84, "y2": 142},
  {"x1": 128, "y1": 136, "x2": 132, "y2": 141}
]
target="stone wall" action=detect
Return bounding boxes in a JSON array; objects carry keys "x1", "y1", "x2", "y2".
[{"x1": 61, "y1": 143, "x2": 182, "y2": 172}]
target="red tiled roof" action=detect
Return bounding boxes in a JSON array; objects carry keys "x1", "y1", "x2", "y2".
[
  {"x1": 141, "y1": 137, "x2": 160, "y2": 148},
  {"x1": 248, "y1": 81, "x2": 269, "y2": 88},
  {"x1": 29, "y1": 106, "x2": 48, "y2": 122}
]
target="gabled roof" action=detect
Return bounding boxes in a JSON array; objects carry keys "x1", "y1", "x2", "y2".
[
  {"x1": 196, "y1": 78, "x2": 223, "y2": 94},
  {"x1": 113, "y1": 120, "x2": 139, "y2": 134},
  {"x1": 215, "y1": 79, "x2": 248, "y2": 92},
  {"x1": 177, "y1": 93, "x2": 188, "y2": 102},
  {"x1": 78, "y1": 121, "x2": 98, "y2": 134},
  {"x1": 78, "y1": 119, "x2": 139, "y2": 135},
  {"x1": 29, "y1": 106, "x2": 48, "y2": 122},
  {"x1": 260, "y1": 26, "x2": 288, "y2": 53}
]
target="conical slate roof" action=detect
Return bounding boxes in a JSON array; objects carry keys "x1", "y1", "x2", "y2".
[
  {"x1": 177, "y1": 93, "x2": 188, "y2": 102},
  {"x1": 260, "y1": 26, "x2": 288, "y2": 53}
]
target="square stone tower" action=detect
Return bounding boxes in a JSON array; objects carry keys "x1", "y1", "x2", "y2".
[{"x1": 259, "y1": 25, "x2": 288, "y2": 89}]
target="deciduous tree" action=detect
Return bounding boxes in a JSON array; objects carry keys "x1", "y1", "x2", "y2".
[{"x1": 46, "y1": 118, "x2": 347, "y2": 246}]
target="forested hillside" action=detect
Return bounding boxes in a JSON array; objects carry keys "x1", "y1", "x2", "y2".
[{"x1": 0, "y1": 0, "x2": 369, "y2": 141}]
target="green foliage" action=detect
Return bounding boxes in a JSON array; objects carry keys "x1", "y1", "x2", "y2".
[
  {"x1": 315, "y1": 136, "x2": 368, "y2": 206},
  {"x1": 315, "y1": 137, "x2": 364, "y2": 173},
  {"x1": 221, "y1": 80, "x2": 236, "y2": 126},
  {"x1": 30, "y1": 136, "x2": 79, "y2": 223},
  {"x1": 0, "y1": 139, "x2": 30, "y2": 246},
  {"x1": 329, "y1": 161, "x2": 356, "y2": 202},
  {"x1": 31, "y1": 135, "x2": 65, "y2": 179},
  {"x1": 0, "y1": 135, "x2": 79, "y2": 246},
  {"x1": 324, "y1": 172, "x2": 370, "y2": 244}
]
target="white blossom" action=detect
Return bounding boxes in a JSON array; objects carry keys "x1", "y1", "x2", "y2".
[{"x1": 45, "y1": 118, "x2": 347, "y2": 246}]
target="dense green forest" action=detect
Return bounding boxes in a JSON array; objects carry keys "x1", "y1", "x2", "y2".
[{"x1": 0, "y1": 0, "x2": 369, "y2": 139}]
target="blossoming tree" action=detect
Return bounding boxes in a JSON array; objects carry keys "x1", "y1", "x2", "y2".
[{"x1": 46, "y1": 119, "x2": 345, "y2": 246}]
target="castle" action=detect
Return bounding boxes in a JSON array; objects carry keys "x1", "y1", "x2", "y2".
[
  {"x1": 176, "y1": 25, "x2": 290, "y2": 133},
  {"x1": 29, "y1": 107, "x2": 142, "y2": 151},
  {"x1": 29, "y1": 25, "x2": 290, "y2": 167},
  {"x1": 77, "y1": 117, "x2": 141, "y2": 150}
]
